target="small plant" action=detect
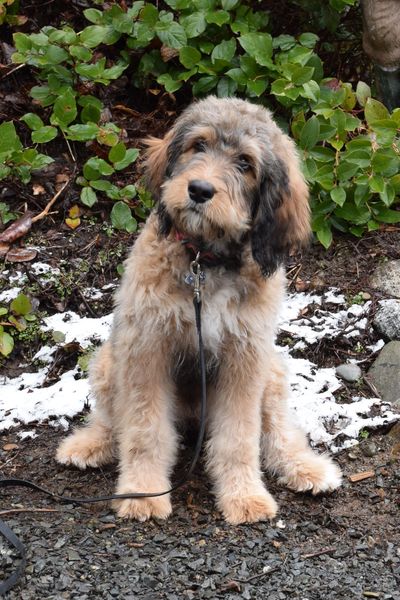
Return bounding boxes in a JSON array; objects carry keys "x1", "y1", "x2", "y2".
[
  {"x1": 0, "y1": 293, "x2": 37, "y2": 357},
  {"x1": 0, "y1": 121, "x2": 54, "y2": 184}
]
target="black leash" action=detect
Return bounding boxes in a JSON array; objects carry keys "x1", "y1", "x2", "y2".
[{"x1": 0, "y1": 258, "x2": 206, "y2": 595}]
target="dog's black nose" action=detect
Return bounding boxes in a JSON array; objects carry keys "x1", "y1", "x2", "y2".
[{"x1": 188, "y1": 180, "x2": 215, "y2": 204}]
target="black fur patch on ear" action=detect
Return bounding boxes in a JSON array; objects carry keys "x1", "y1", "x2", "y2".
[
  {"x1": 157, "y1": 201, "x2": 172, "y2": 237},
  {"x1": 166, "y1": 123, "x2": 190, "y2": 178},
  {"x1": 251, "y1": 158, "x2": 290, "y2": 277}
]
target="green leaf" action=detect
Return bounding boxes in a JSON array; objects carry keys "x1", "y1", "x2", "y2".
[
  {"x1": 113, "y1": 148, "x2": 139, "y2": 171},
  {"x1": 0, "y1": 330, "x2": 14, "y2": 357},
  {"x1": 364, "y1": 98, "x2": 389, "y2": 124},
  {"x1": 157, "y1": 73, "x2": 183, "y2": 93},
  {"x1": 373, "y1": 207, "x2": 400, "y2": 223},
  {"x1": 65, "y1": 123, "x2": 99, "y2": 141},
  {"x1": 316, "y1": 223, "x2": 333, "y2": 249},
  {"x1": 30, "y1": 85, "x2": 56, "y2": 107},
  {"x1": 205, "y1": 10, "x2": 230, "y2": 26},
  {"x1": 217, "y1": 77, "x2": 237, "y2": 97},
  {"x1": 0, "y1": 121, "x2": 22, "y2": 154},
  {"x1": 239, "y1": 33, "x2": 273, "y2": 67},
  {"x1": 85, "y1": 157, "x2": 114, "y2": 176},
  {"x1": 299, "y1": 116, "x2": 320, "y2": 150},
  {"x1": 10, "y1": 293, "x2": 32, "y2": 316},
  {"x1": 83, "y1": 8, "x2": 104, "y2": 24},
  {"x1": 356, "y1": 81, "x2": 371, "y2": 107},
  {"x1": 155, "y1": 20, "x2": 187, "y2": 49},
  {"x1": 20, "y1": 113, "x2": 44, "y2": 131},
  {"x1": 379, "y1": 182, "x2": 396, "y2": 207},
  {"x1": 52, "y1": 88, "x2": 77, "y2": 126},
  {"x1": 330, "y1": 187, "x2": 346, "y2": 206},
  {"x1": 111, "y1": 201, "x2": 137, "y2": 231},
  {"x1": 69, "y1": 45, "x2": 92, "y2": 61},
  {"x1": 221, "y1": 0, "x2": 239, "y2": 9},
  {"x1": 180, "y1": 12, "x2": 207, "y2": 38},
  {"x1": 298, "y1": 32, "x2": 319, "y2": 48},
  {"x1": 119, "y1": 185, "x2": 137, "y2": 199},
  {"x1": 192, "y1": 75, "x2": 218, "y2": 95},
  {"x1": 32, "y1": 126, "x2": 58, "y2": 143},
  {"x1": 13, "y1": 32, "x2": 32, "y2": 52},
  {"x1": 369, "y1": 175, "x2": 385, "y2": 194},
  {"x1": 89, "y1": 179, "x2": 114, "y2": 192},
  {"x1": 179, "y1": 46, "x2": 201, "y2": 69},
  {"x1": 246, "y1": 79, "x2": 268, "y2": 97},
  {"x1": 44, "y1": 45, "x2": 69, "y2": 65},
  {"x1": 80, "y1": 187, "x2": 97, "y2": 207},
  {"x1": 108, "y1": 142, "x2": 127, "y2": 164},
  {"x1": 211, "y1": 39, "x2": 236, "y2": 64},
  {"x1": 79, "y1": 25, "x2": 110, "y2": 48}
]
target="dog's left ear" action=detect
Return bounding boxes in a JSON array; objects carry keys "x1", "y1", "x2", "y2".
[{"x1": 251, "y1": 139, "x2": 310, "y2": 277}]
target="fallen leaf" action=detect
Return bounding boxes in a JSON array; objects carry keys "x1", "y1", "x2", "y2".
[
  {"x1": 3, "y1": 443, "x2": 19, "y2": 451},
  {"x1": 32, "y1": 184, "x2": 45, "y2": 195},
  {"x1": 69, "y1": 204, "x2": 81, "y2": 219},
  {"x1": 6, "y1": 247, "x2": 37, "y2": 262},
  {"x1": 56, "y1": 173, "x2": 69, "y2": 185},
  {"x1": 160, "y1": 45, "x2": 179, "y2": 62},
  {"x1": 0, "y1": 212, "x2": 33, "y2": 244},
  {"x1": 65, "y1": 217, "x2": 81, "y2": 230}
]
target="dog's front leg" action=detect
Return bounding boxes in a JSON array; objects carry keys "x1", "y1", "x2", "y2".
[
  {"x1": 206, "y1": 341, "x2": 278, "y2": 524},
  {"x1": 112, "y1": 347, "x2": 178, "y2": 521}
]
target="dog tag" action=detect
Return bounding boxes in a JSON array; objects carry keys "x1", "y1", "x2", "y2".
[{"x1": 184, "y1": 270, "x2": 205, "y2": 287}]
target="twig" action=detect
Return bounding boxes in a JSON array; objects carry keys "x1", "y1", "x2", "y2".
[
  {"x1": 301, "y1": 546, "x2": 336, "y2": 559},
  {"x1": 236, "y1": 565, "x2": 282, "y2": 583},
  {"x1": 0, "y1": 63, "x2": 26, "y2": 80},
  {"x1": 62, "y1": 131, "x2": 76, "y2": 163},
  {"x1": 31, "y1": 178, "x2": 70, "y2": 224},
  {"x1": 0, "y1": 508, "x2": 60, "y2": 516}
]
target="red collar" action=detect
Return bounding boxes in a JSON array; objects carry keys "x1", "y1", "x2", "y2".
[{"x1": 175, "y1": 230, "x2": 219, "y2": 264}]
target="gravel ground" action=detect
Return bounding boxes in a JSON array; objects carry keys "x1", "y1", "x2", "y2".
[{"x1": 1, "y1": 424, "x2": 400, "y2": 599}]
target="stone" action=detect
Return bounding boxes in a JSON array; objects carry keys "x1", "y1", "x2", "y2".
[
  {"x1": 374, "y1": 299, "x2": 400, "y2": 340},
  {"x1": 368, "y1": 341, "x2": 400, "y2": 405},
  {"x1": 370, "y1": 260, "x2": 400, "y2": 299},
  {"x1": 335, "y1": 363, "x2": 362, "y2": 382}
]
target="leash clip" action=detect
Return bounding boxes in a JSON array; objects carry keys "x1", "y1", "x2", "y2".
[{"x1": 190, "y1": 251, "x2": 203, "y2": 303}]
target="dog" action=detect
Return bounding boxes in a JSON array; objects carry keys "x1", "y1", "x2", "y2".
[{"x1": 56, "y1": 97, "x2": 342, "y2": 524}]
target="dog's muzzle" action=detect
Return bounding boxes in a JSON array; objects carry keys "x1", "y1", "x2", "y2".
[{"x1": 188, "y1": 179, "x2": 215, "y2": 204}]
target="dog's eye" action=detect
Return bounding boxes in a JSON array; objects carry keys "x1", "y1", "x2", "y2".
[
  {"x1": 237, "y1": 155, "x2": 253, "y2": 173},
  {"x1": 193, "y1": 139, "x2": 207, "y2": 152}
]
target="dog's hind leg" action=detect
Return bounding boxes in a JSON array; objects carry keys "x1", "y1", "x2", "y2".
[
  {"x1": 261, "y1": 352, "x2": 342, "y2": 494},
  {"x1": 56, "y1": 340, "x2": 115, "y2": 469}
]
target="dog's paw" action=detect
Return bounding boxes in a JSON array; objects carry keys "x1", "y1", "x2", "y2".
[
  {"x1": 278, "y1": 453, "x2": 342, "y2": 495},
  {"x1": 56, "y1": 428, "x2": 113, "y2": 469},
  {"x1": 113, "y1": 495, "x2": 172, "y2": 521},
  {"x1": 219, "y1": 491, "x2": 278, "y2": 525}
]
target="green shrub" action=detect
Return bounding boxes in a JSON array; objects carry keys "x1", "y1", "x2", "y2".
[{"x1": 1, "y1": 0, "x2": 398, "y2": 244}]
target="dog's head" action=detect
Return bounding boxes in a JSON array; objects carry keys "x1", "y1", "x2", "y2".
[{"x1": 143, "y1": 97, "x2": 310, "y2": 276}]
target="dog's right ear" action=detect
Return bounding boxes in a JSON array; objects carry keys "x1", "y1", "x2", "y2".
[{"x1": 142, "y1": 130, "x2": 175, "y2": 202}]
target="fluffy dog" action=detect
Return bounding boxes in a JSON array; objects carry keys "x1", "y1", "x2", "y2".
[{"x1": 56, "y1": 97, "x2": 342, "y2": 524}]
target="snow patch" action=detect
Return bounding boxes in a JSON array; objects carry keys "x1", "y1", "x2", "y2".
[{"x1": 0, "y1": 289, "x2": 398, "y2": 450}]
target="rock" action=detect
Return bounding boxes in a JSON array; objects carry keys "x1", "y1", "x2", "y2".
[
  {"x1": 370, "y1": 259, "x2": 400, "y2": 298},
  {"x1": 374, "y1": 299, "x2": 400, "y2": 340},
  {"x1": 336, "y1": 363, "x2": 362, "y2": 382},
  {"x1": 361, "y1": 442, "x2": 377, "y2": 457},
  {"x1": 368, "y1": 341, "x2": 400, "y2": 405}
]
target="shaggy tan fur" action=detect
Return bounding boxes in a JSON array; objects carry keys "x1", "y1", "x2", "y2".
[{"x1": 56, "y1": 97, "x2": 342, "y2": 524}]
